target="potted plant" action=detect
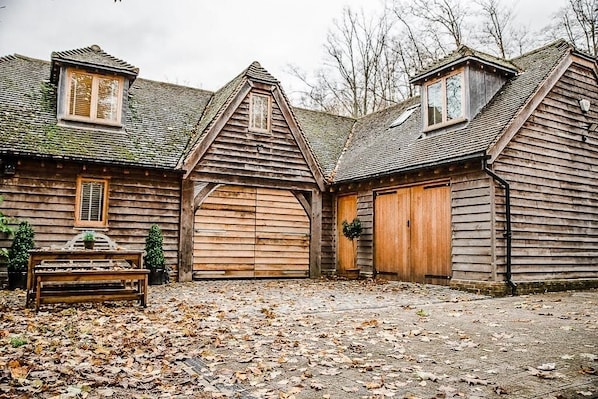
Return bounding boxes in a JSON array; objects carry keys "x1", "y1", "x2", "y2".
[
  {"x1": 0, "y1": 196, "x2": 14, "y2": 288},
  {"x1": 144, "y1": 224, "x2": 166, "y2": 285},
  {"x1": 82, "y1": 230, "x2": 96, "y2": 249},
  {"x1": 7, "y1": 221, "x2": 35, "y2": 290},
  {"x1": 341, "y1": 217, "x2": 363, "y2": 279}
]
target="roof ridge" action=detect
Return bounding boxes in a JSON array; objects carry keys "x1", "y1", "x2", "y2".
[
  {"x1": 135, "y1": 76, "x2": 214, "y2": 94},
  {"x1": 51, "y1": 44, "x2": 139, "y2": 74},
  {"x1": 293, "y1": 106, "x2": 357, "y2": 122},
  {"x1": 510, "y1": 39, "x2": 571, "y2": 63},
  {"x1": 0, "y1": 54, "x2": 17, "y2": 63}
]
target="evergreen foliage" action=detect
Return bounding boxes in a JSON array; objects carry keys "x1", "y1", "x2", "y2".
[
  {"x1": 144, "y1": 224, "x2": 165, "y2": 270},
  {"x1": 342, "y1": 218, "x2": 363, "y2": 240},
  {"x1": 8, "y1": 221, "x2": 35, "y2": 272}
]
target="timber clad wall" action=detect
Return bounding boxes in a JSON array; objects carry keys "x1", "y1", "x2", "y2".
[
  {"x1": 494, "y1": 62, "x2": 598, "y2": 281},
  {"x1": 0, "y1": 159, "x2": 181, "y2": 268},
  {"x1": 356, "y1": 191, "x2": 374, "y2": 275},
  {"x1": 191, "y1": 92, "x2": 316, "y2": 187},
  {"x1": 451, "y1": 172, "x2": 495, "y2": 282},
  {"x1": 321, "y1": 193, "x2": 336, "y2": 274}
]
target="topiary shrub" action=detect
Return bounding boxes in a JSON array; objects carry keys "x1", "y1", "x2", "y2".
[
  {"x1": 144, "y1": 224, "x2": 166, "y2": 285},
  {"x1": 7, "y1": 221, "x2": 35, "y2": 272},
  {"x1": 144, "y1": 224, "x2": 165, "y2": 271},
  {"x1": 342, "y1": 218, "x2": 363, "y2": 240}
]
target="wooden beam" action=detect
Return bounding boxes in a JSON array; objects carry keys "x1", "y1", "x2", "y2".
[
  {"x1": 309, "y1": 189, "x2": 322, "y2": 278},
  {"x1": 193, "y1": 182, "x2": 219, "y2": 211},
  {"x1": 292, "y1": 190, "x2": 311, "y2": 215},
  {"x1": 178, "y1": 179, "x2": 194, "y2": 282}
]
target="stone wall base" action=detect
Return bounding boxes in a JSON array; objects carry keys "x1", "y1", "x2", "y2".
[{"x1": 450, "y1": 279, "x2": 598, "y2": 297}]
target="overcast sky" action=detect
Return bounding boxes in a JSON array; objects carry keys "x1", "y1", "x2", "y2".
[{"x1": 0, "y1": 0, "x2": 566, "y2": 101}]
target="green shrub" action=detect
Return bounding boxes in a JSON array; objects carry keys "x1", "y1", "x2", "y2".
[
  {"x1": 342, "y1": 218, "x2": 363, "y2": 240},
  {"x1": 7, "y1": 221, "x2": 35, "y2": 272},
  {"x1": 144, "y1": 224, "x2": 165, "y2": 270}
]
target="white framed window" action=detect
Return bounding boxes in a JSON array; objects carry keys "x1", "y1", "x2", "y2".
[
  {"x1": 249, "y1": 93, "x2": 271, "y2": 132},
  {"x1": 424, "y1": 70, "x2": 464, "y2": 129},
  {"x1": 75, "y1": 177, "x2": 109, "y2": 227},
  {"x1": 65, "y1": 69, "x2": 123, "y2": 125}
]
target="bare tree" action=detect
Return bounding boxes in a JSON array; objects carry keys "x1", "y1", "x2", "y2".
[
  {"x1": 289, "y1": 7, "x2": 404, "y2": 117},
  {"x1": 475, "y1": 0, "x2": 512, "y2": 58},
  {"x1": 551, "y1": 0, "x2": 598, "y2": 56},
  {"x1": 405, "y1": 0, "x2": 468, "y2": 48}
]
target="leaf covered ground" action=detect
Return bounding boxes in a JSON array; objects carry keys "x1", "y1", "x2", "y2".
[{"x1": 1, "y1": 279, "x2": 597, "y2": 399}]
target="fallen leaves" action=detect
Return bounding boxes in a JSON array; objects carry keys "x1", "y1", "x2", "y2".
[{"x1": 1, "y1": 281, "x2": 596, "y2": 398}]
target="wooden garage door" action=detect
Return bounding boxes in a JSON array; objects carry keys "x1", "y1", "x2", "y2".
[
  {"x1": 374, "y1": 182, "x2": 451, "y2": 283},
  {"x1": 193, "y1": 185, "x2": 310, "y2": 278}
]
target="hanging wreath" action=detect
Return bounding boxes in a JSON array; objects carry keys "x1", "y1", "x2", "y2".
[{"x1": 342, "y1": 218, "x2": 363, "y2": 240}]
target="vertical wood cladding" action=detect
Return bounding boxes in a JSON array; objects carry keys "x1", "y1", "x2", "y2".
[
  {"x1": 191, "y1": 92, "x2": 316, "y2": 186},
  {"x1": 494, "y1": 62, "x2": 598, "y2": 280},
  {"x1": 0, "y1": 159, "x2": 181, "y2": 269}
]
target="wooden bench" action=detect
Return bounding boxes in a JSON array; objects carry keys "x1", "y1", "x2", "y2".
[{"x1": 26, "y1": 248, "x2": 148, "y2": 311}]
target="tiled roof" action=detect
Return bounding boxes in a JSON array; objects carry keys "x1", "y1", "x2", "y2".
[
  {"x1": 0, "y1": 54, "x2": 211, "y2": 169},
  {"x1": 51, "y1": 45, "x2": 139, "y2": 78},
  {"x1": 293, "y1": 108, "x2": 355, "y2": 177},
  {"x1": 410, "y1": 45, "x2": 518, "y2": 84},
  {"x1": 0, "y1": 40, "x2": 575, "y2": 184},
  {"x1": 334, "y1": 40, "x2": 572, "y2": 183}
]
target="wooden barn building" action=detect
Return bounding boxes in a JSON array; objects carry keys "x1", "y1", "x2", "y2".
[{"x1": 1, "y1": 39, "x2": 596, "y2": 295}]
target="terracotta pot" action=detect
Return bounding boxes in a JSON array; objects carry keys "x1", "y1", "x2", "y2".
[{"x1": 341, "y1": 269, "x2": 360, "y2": 279}]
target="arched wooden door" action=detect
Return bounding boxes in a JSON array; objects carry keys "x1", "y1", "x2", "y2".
[{"x1": 193, "y1": 185, "x2": 310, "y2": 278}]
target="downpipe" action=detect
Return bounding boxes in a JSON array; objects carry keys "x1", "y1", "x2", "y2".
[{"x1": 483, "y1": 159, "x2": 517, "y2": 296}]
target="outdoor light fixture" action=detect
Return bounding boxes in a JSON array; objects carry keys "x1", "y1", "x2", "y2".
[
  {"x1": 579, "y1": 98, "x2": 590, "y2": 113},
  {"x1": 3, "y1": 161, "x2": 16, "y2": 175}
]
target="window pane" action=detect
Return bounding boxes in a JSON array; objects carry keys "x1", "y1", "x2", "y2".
[
  {"x1": 97, "y1": 78, "x2": 120, "y2": 121},
  {"x1": 69, "y1": 73, "x2": 92, "y2": 117},
  {"x1": 446, "y1": 73, "x2": 463, "y2": 120},
  {"x1": 250, "y1": 95, "x2": 269, "y2": 130},
  {"x1": 80, "y1": 181, "x2": 104, "y2": 222},
  {"x1": 427, "y1": 82, "x2": 442, "y2": 126}
]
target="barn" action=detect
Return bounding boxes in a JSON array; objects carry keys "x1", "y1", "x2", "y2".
[{"x1": 1, "y1": 39, "x2": 597, "y2": 295}]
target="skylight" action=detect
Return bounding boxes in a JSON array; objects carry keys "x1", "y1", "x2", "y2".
[{"x1": 390, "y1": 105, "x2": 418, "y2": 128}]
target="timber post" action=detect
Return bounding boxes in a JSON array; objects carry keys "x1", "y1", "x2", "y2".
[
  {"x1": 309, "y1": 189, "x2": 322, "y2": 278},
  {"x1": 178, "y1": 179, "x2": 194, "y2": 282}
]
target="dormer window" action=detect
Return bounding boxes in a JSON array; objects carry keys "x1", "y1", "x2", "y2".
[
  {"x1": 249, "y1": 93, "x2": 271, "y2": 132},
  {"x1": 425, "y1": 71, "x2": 464, "y2": 129},
  {"x1": 65, "y1": 69, "x2": 123, "y2": 125}
]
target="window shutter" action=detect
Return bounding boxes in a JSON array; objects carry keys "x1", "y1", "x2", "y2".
[
  {"x1": 69, "y1": 72, "x2": 93, "y2": 117},
  {"x1": 80, "y1": 181, "x2": 105, "y2": 222}
]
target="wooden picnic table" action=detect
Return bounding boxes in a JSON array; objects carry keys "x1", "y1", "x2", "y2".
[{"x1": 26, "y1": 249, "x2": 148, "y2": 310}]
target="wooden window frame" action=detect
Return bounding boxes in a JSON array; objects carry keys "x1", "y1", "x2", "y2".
[
  {"x1": 63, "y1": 68, "x2": 124, "y2": 126},
  {"x1": 423, "y1": 69, "x2": 466, "y2": 131},
  {"x1": 74, "y1": 177, "x2": 109, "y2": 228},
  {"x1": 249, "y1": 93, "x2": 271, "y2": 133}
]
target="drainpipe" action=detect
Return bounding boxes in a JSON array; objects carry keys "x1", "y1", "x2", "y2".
[{"x1": 483, "y1": 159, "x2": 516, "y2": 296}]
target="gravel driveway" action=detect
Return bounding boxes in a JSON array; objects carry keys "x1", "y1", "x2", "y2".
[{"x1": 1, "y1": 279, "x2": 597, "y2": 398}]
